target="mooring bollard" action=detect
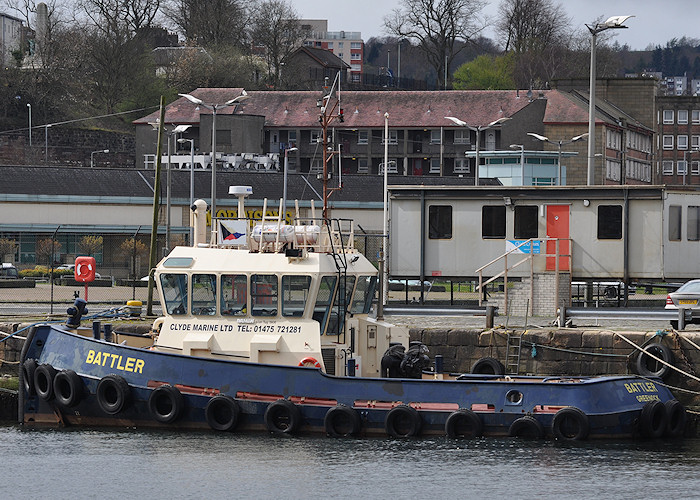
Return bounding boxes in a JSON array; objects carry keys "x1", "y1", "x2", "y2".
[
  {"x1": 486, "y1": 306, "x2": 494, "y2": 329},
  {"x1": 103, "y1": 323, "x2": 113, "y2": 343},
  {"x1": 92, "y1": 320, "x2": 101, "y2": 340},
  {"x1": 434, "y1": 354, "x2": 444, "y2": 374}
]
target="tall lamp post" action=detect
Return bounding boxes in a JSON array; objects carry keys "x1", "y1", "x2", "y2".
[
  {"x1": 586, "y1": 15, "x2": 633, "y2": 185},
  {"x1": 178, "y1": 137, "x2": 196, "y2": 243},
  {"x1": 179, "y1": 90, "x2": 249, "y2": 241},
  {"x1": 527, "y1": 132, "x2": 588, "y2": 185},
  {"x1": 27, "y1": 103, "x2": 31, "y2": 147},
  {"x1": 282, "y1": 146, "x2": 298, "y2": 217},
  {"x1": 445, "y1": 116, "x2": 510, "y2": 186},
  {"x1": 90, "y1": 149, "x2": 109, "y2": 168}
]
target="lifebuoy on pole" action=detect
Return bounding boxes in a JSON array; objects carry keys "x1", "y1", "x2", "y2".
[
  {"x1": 53, "y1": 369, "x2": 83, "y2": 407},
  {"x1": 551, "y1": 407, "x2": 590, "y2": 441},
  {"x1": 508, "y1": 416, "x2": 544, "y2": 439},
  {"x1": 385, "y1": 404, "x2": 422, "y2": 438},
  {"x1": 445, "y1": 409, "x2": 483, "y2": 438},
  {"x1": 298, "y1": 357, "x2": 321, "y2": 368},
  {"x1": 148, "y1": 384, "x2": 184, "y2": 423},
  {"x1": 205, "y1": 395, "x2": 240, "y2": 432},
  {"x1": 96, "y1": 374, "x2": 131, "y2": 415},
  {"x1": 324, "y1": 404, "x2": 361, "y2": 437}
]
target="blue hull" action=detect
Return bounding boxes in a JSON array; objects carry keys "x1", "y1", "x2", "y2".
[{"x1": 20, "y1": 324, "x2": 683, "y2": 440}]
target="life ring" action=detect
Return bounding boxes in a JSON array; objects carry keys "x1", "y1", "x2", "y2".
[
  {"x1": 53, "y1": 369, "x2": 83, "y2": 407},
  {"x1": 21, "y1": 358, "x2": 37, "y2": 396},
  {"x1": 34, "y1": 364, "x2": 57, "y2": 401},
  {"x1": 551, "y1": 407, "x2": 590, "y2": 441},
  {"x1": 635, "y1": 343, "x2": 674, "y2": 380},
  {"x1": 664, "y1": 400, "x2": 686, "y2": 438},
  {"x1": 470, "y1": 357, "x2": 505, "y2": 376},
  {"x1": 96, "y1": 374, "x2": 131, "y2": 415},
  {"x1": 638, "y1": 400, "x2": 667, "y2": 438},
  {"x1": 324, "y1": 404, "x2": 362, "y2": 437},
  {"x1": 385, "y1": 404, "x2": 422, "y2": 438},
  {"x1": 148, "y1": 384, "x2": 184, "y2": 423},
  {"x1": 205, "y1": 395, "x2": 240, "y2": 432},
  {"x1": 508, "y1": 416, "x2": 545, "y2": 439},
  {"x1": 264, "y1": 399, "x2": 302, "y2": 434},
  {"x1": 298, "y1": 357, "x2": 321, "y2": 368},
  {"x1": 445, "y1": 409, "x2": 483, "y2": 438}
]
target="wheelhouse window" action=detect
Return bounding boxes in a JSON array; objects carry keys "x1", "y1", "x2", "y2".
[
  {"x1": 281, "y1": 275, "x2": 311, "y2": 317},
  {"x1": 597, "y1": 205, "x2": 622, "y2": 239},
  {"x1": 191, "y1": 274, "x2": 217, "y2": 315},
  {"x1": 428, "y1": 205, "x2": 452, "y2": 239},
  {"x1": 251, "y1": 274, "x2": 278, "y2": 316},
  {"x1": 514, "y1": 206, "x2": 538, "y2": 239},
  {"x1": 669, "y1": 205, "x2": 682, "y2": 241},
  {"x1": 161, "y1": 273, "x2": 188, "y2": 315},
  {"x1": 313, "y1": 275, "x2": 337, "y2": 335},
  {"x1": 350, "y1": 275, "x2": 377, "y2": 314},
  {"x1": 221, "y1": 274, "x2": 247, "y2": 316},
  {"x1": 482, "y1": 206, "x2": 506, "y2": 239}
]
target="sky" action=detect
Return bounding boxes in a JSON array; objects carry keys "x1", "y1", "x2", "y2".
[{"x1": 290, "y1": 0, "x2": 700, "y2": 51}]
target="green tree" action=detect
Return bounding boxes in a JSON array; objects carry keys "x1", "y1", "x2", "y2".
[{"x1": 453, "y1": 53, "x2": 516, "y2": 89}]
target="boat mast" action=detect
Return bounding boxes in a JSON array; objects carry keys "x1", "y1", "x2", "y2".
[{"x1": 319, "y1": 73, "x2": 344, "y2": 219}]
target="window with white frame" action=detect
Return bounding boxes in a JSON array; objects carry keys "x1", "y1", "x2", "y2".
[
  {"x1": 429, "y1": 158, "x2": 441, "y2": 174},
  {"x1": 606, "y1": 159, "x2": 621, "y2": 182},
  {"x1": 678, "y1": 109, "x2": 689, "y2": 124},
  {"x1": 379, "y1": 159, "x2": 398, "y2": 174},
  {"x1": 663, "y1": 135, "x2": 674, "y2": 149},
  {"x1": 350, "y1": 53, "x2": 361, "y2": 60},
  {"x1": 663, "y1": 110, "x2": 674, "y2": 124},
  {"x1": 288, "y1": 130, "x2": 297, "y2": 146},
  {"x1": 606, "y1": 129, "x2": 621, "y2": 149},
  {"x1": 327, "y1": 42, "x2": 333, "y2": 49},
  {"x1": 350, "y1": 42, "x2": 362, "y2": 49},
  {"x1": 430, "y1": 130, "x2": 441, "y2": 144},
  {"x1": 310, "y1": 130, "x2": 321, "y2": 144},
  {"x1": 454, "y1": 158, "x2": 470, "y2": 174},
  {"x1": 693, "y1": 110, "x2": 700, "y2": 124},
  {"x1": 454, "y1": 129, "x2": 470, "y2": 144},
  {"x1": 310, "y1": 159, "x2": 322, "y2": 173},
  {"x1": 678, "y1": 160, "x2": 688, "y2": 174},
  {"x1": 693, "y1": 135, "x2": 700, "y2": 149},
  {"x1": 357, "y1": 158, "x2": 369, "y2": 174},
  {"x1": 357, "y1": 130, "x2": 368, "y2": 144},
  {"x1": 693, "y1": 161, "x2": 700, "y2": 175},
  {"x1": 678, "y1": 135, "x2": 688, "y2": 150},
  {"x1": 381, "y1": 130, "x2": 398, "y2": 145},
  {"x1": 662, "y1": 160, "x2": 674, "y2": 174}
]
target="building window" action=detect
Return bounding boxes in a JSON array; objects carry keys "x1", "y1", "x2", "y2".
[
  {"x1": 678, "y1": 161, "x2": 688, "y2": 175},
  {"x1": 663, "y1": 135, "x2": 674, "y2": 150},
  {"x1": 482, "y1": 206, "x2": 506, "y2": 239},
  {"x1": 287, "y1": 130, "x2": 297, "y2": 147},
  {"x1": 327, "y1": 42, "x2": 333, "y2": 49},
  {"x1": 428, "y1": 205, "x2": 452, "y2": 239},
  {"x1": 351, "y1": 53, "x2": 361, "y2": 60},
  {"x1": 692, "y1": 161, "x2": 700, "y2": 175},
  {"x1": 310, "y1": 130, "x2": 321, "y2": 144},
  {"x1": 514, "y1": 206, "x2": 538, "y2": 239},
  {"x1": 350, "y1": 42, "x2": 362, "y2": 49},
  {"x1": 337, "y1": 52, "x2": 343, "y2": 58},
  {"x1": 381, "y1": 130, "x2": 398, "y2": 145},
  {"x1": 454, "y1": 158, "x2": 470, "y2": 174},
  {"x1": 693, "y1": 110, "x2": 700, "y2": 124},
  {"x1": 662, "y1": 160, "x2": 674, "y2": 174},
  {"x1": 693, "y1": 135, "x2": 700, "y2": 149},
  {"x1": 430, "y1": 130, "x2": 441, "y2": 144},
  {"x1": 678, "y1": 135, "x2": 688, "y2": 150},
  {"x1": 357, "y1": 130, "x2": 368, "y2": 144},
  {"x1": 598, "y1": 205, "x2": 622, "y2": 240},
  {"x1": 429, "y1": 158, "x2": 441, "y2": 174},
  {"x1": 688, "y1": 207, "x2": 700, "y2": 241},
  {"x1": 669, "y1": 205, "x2": 682, "y2": 241},
  {"x1": 663, "y1": 110, "x2": 674, "y2": 124},
  {"x1": 338, "y1": 42, "x2": 343, "y2": 48},
  {"x1": 678, "y1": 109, "x2": 689, "y2": 124},
  {"x1": 454, "y1": 129, "x2": 469, "y2": 144},
  {"x1": 357, "y1": 158, "x2": 369, "y2": 174}
]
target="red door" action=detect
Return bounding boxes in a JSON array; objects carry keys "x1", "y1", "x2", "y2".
[{"x1": 546, "y1": 205, "x2": 570, "y2": 271}]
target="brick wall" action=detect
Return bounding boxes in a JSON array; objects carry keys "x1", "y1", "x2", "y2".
[{"x1": 488, "y1": 272, "x2": 571, "y2": 317}]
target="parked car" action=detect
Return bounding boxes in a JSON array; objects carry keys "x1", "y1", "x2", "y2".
[
  {"x1": 665, "y1": 279, "x2": 700, "y2": 327},
  {"x1": 1, "y1": 263, "x2": 18, "y2": 279}
]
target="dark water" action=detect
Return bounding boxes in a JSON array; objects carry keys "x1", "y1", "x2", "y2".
[{"x1": 1, "y1": 425, "x2": 699, "y2": 499}]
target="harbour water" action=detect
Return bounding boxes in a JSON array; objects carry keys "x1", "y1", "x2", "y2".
[{"x1": 1, "y1": 424, "x2": 699, "y2": 499}]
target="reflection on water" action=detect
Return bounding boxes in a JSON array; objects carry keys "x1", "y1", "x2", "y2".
[{"x1": 1, "y1": 424, "x2": 699, "y2": 499}]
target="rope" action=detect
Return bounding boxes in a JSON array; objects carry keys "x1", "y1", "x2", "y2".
[
  {"x1": 521, "y1": 340, "x2": 628, "y2": 358},
  {"x1": 635, "y1": 374, "x2": 700, "y2": 396}
]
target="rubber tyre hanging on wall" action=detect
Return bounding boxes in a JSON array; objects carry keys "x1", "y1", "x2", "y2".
[
  {"x1": 638, "y1": 400, "x2": 668, "y2": 438},
  {"x1": 205, "y1": 395, "x2": 240, "y2": 432},
  {"x1": 148, "y1": 384, "x2": 184, "y2": 424},
  {"x1": 508, "y1": 416, "x2": 545, "y2": 439},
  {"x1": 444, "y1": 409, "x2": 483, "y2": 438},
  {"x1": 664, "y1": 400, "x2": 687, "y2": 438},
  {"x1": 324, "y1": 405, "x2": 362, "y2": 437},
  {"x1": 551, "y1": 407, "x2": 590, "y2": 441},
  {"x1": 96, "y1": 374, "x2": 131, "y2": 415},
  {"x1": 264, "y1": 399, "x2": 302, "y2": 434},
  {"x1": 470, "y1": 357, "x2": 505, "y2": 376},
  {"x1": 385, "y1": 405, "x2": 422, "y2": 438},
  {"x1": 34, "y1": 364, "x2": 57, "y2": 401},
  {"x1": 635, "y1": 343, "x2": 674, "y2": 380},
  {"x1": 21, "y1": 358, "x2": 37, "y2": 396},
  {"x1": 53, "y1": 369, "x2": 83, "y2": 407}
]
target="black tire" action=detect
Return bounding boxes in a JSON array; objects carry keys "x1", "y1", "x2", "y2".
[
  {"x1": 638, "y1": 400, "x2": 668, "y2": 438},
  {"x1": 664, "y1": 400, "x2": 687, "y2": 438},
  {"x1": 445, "y1": 409, "x2": 483, "y2": 438},
  {"x1": 96, "y1": 375, "x2": 131, "y2": 415},
  {"x1": 508, "y1": 416, "x2": 544, "y2": 439},
  {"x1": 264, "y1": 399, "x2": 302, "y2": 434},
  {"x1": 148, "y1": 384, "x2": 184, "y2": 424},
  {"x1": 21, "y1": 358, "x2": 37, "y2": 396},
  {"x1": 635, "y1": 343, "x2": 674, "y2": 380},
  {"x1": 34, "y1": 364, "x2": 57, "y2": 401},
  {"x1": 324, "y1": 405, "x2": 362, "y2": 437},
  {"x1": 551, "y1": 407, "x2": 590, "y2": 441},
  {"x1": 385, "y1": 404, "x2": 422, "y2": 438},
  {"x1": 470, "y1": 357, "x2": 505, "y2": 376},
  {"x1": 205, "y1": 395, "x2": 240, "y2": 432},
  {"x1": 53, "y1": 369, "x2": 83, "y2": 407}
]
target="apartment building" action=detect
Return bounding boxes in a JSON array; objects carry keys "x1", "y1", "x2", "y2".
[{"x1": 300, "y1": 19, "x2": 363, "y2": 82}]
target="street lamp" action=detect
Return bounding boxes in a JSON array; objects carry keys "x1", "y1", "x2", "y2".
[
  {"x1": 282, "y1": 146, "x2": 298, "y2": 216},
  {"x1": 509, "y1": 144, "x2": 525, "y2": 185},
  {"x1": 586, "y1": 15, "x2": 633, "y2": 185},
  {"x1": 445, "y1": 116, "x2": 510, "y2": 185},
  {"x1": 90, "y1": 149, "x2": 109, "y2": 168},
  {"x1": 179, "y1": 90, "x2": 250, "y2": 240},
  {"x1": 178, "y1": 137, "x2": 196, "y2": 242},
  {"x1": 527, "y1": 132, "x2": 588, "y2": 185},
  {"x1": 27, "y1": 103, "x2": 31, "y2": 147}
]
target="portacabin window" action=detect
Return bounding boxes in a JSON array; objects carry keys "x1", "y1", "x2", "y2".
[
  {"x1": 688, "y1": 206, "x2": 700, "y2": 241},
  {"x1": 482, "y1": 206, "x2": 506, "y2": 239},
  {"x1": 669, "y1": 205, "x2": 682, "y2": 241},
  {"x1": 428, "y1": 205, "x2": 452, "y2": 239},
  {"x1": 597, "y1": 205, "x2": 622, "y2": 239},
  {"x1": 514, "y1": 206, "x2": 538, "y2": 239}
]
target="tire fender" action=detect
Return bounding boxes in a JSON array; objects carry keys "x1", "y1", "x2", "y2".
[
  {"x1": 96, "y1": 374, "x2": 131, "y2": 415},
  {"x1": 445, "y1": 409, "x2": 483, "y2": 438},
  {"x1": 324, "y1": 404, "x2": 362, "y2": 437},
  {"x1": 34, "y1": 364, "x2": 57, "y2": 402},
  {"x1": 664, "y1": 400, "x2": 686, "y2": 438},
  {"x1": 635, "y1": 343, "x2": 674, "y2": 380},
  {"x1": 53, "y1": 369, "x2": 83, "y2": 407},
  {"x1": 264, "y1": 399, "x2": 302, "y2": 434},
  {"x1": 470, "y1": 357, "x2": 505, "y2": 376},
  {"x1": 638, "y1": 400, "x2": 668, "y2": 438},
  {"x1": 21, "y1": 358, "x2": 37, "y2": 396},
  {"x1": 205, "y1": 395, "x2": 240, "y2": 432},
  {"x1": 551, "y1": 407, "x2": 590, "y2": 441},
  {"x1": 148, "y1": 384, "x2": 184, "y2": 424},
  {"x1": 508, "y1": 416, "x2": 544, "y2": 439},
  {"x1": 385, "y1": 404, "x2": 422, "y2": 438}
]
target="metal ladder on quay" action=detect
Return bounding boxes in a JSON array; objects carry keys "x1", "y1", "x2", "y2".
[{"x1": 506, "y1": 332, "x2": 524, "y2": 375}]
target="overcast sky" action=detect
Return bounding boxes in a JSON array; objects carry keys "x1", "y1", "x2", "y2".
[{"x1": 290, "y1": 0, "x2": 700, "y2": 51}]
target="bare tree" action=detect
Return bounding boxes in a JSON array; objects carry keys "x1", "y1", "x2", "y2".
[
  {"x1": 384, "y1": 0, "x2": 487, "y2": 89},
  {"x1": 36, "y1": 238, "x2": 61, "y2": 267},
  {"x1": 250, "y1": 0, "x2": 307, "y2": 88},
  {"x1": 165, "y1": 0, "x2": 248, "y2": 48}
]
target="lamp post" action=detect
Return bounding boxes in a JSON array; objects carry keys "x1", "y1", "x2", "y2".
[
  {"x1": 90, "y1": 149, "x2": 109, "y2": 168},
  {"x1": 445, "y1": 116, "x2": 510, "y2": 186},
  {"x1": 509, "y1": 144, "x2": 525, "y2": 185},
  {"x1": 178, "y1": 137, "x2": 196, "y2": 243},
  {"x1": 282, "y1": 146, "x2": 298, "y2": 217},
  {"x1": 179, "y1": 90, "x2": 249, "y2": 241},
  {"x1": 27, "y1": 103, "x2": 31, "y2": 147},
  {"x1": 586, "y1": 15, "x2": 633, "y2": 185},
  {"x1": 527, "y1": 132, "x2": 589, "y2": 185}
]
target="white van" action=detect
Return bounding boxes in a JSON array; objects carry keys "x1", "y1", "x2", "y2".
[{"x1": 1, "y1": 263, "x2": 18, "y2": 279}]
